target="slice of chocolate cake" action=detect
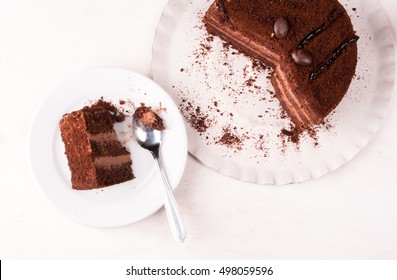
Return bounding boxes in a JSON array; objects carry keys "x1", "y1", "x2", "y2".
[
  {"x1": 59, "y1": 101, "x2": 134, "y2": 190},
  {"x1": 204, "y1": 0, "x2": 359, "y2": 128}
]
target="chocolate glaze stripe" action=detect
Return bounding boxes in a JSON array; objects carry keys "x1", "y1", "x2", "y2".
[
  {"x1": 309, "y1": 35, "x2": 359, "y2": 81},
  {"x1": 297, "y1": 8, "x2": 345, "y2": 49},
  {"x1": 217, "y1": 0, "x2": 230, "y2": 22}
]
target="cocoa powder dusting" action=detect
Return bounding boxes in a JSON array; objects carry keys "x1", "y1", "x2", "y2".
[
  {"x1": 217, "y1": 127, "x2": 244, "y2": 150},
  {"x1": 280, "y1": 126, "x2": 302, "y2": 145},
  {"x1": 189, "y1": 113, "x2": 210, "y2": 133},
  {"x1": 180, "y1": 99, "x2": 212, "y2": 134}
]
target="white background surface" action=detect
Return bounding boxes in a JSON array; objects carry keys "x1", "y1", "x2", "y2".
[{"x1": 0, "y1": 0, "x2": 396, "y2": 259}]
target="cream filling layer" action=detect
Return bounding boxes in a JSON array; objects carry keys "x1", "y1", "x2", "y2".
[
  {"x1": 89, "y1": 132, "x2": 118, "y2": 142},
  {"x1": 272, "y1": 68, "x2": 317, "y2": 126},
  {"x1": 94, "y1": 155, "x2": 132, "y2": 167},
  {"x1": 205, "y1": 14, "x2": 280, "y2": 65}
]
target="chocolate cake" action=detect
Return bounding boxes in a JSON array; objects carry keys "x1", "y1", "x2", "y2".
[
  {"x1": 204, "y1": 0, "x2": 359, "y2": 127},
  {"x1": 59, "y1": 101, "x2": 134, "y2": 190},
  {"x1": 133, "y1": 105, "x2": 165, "y2": 131}
]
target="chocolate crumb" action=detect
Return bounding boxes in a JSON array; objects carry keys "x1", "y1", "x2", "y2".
[
  {"x1": 280, "y1": 125, "x2": 302, "y2": 145},
  {"x1": 217, "y1": 130, "x2": 243, "y2": 150},
  {"x1": 245, "y1": 78, "x2": 255, "y2": 87},
  {"x1": 180, "y1": 100, "x2": 212, "y2": 133},
  {"x1": 189, "y1": 114, "x2": 210, "y2": 133},
  {"x1": 90, "y1": 97, "x2": 126, "y2": 123}
]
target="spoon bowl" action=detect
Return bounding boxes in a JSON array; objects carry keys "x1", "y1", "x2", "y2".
[{"x1": 133, "y1": 117, "x2": 164, "y2": 151}]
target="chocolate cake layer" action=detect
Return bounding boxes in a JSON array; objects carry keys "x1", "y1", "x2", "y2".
[
  {"x1": 90, "y1": 138, "x2": 130, "y2": 157},
  {"x1": 60, "y1": 102, "x2": 134, "y2": 190},
  {"x1": 204, "y1": 0, "x2": 359, "y2": 127}
]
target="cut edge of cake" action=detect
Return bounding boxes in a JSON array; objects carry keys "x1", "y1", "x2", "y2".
[
  {"x1": 59, "y1": 101, "x2": 134, "y2": 190},
  {"x1": 204, "y1": 0, "x2": 359, "y2": 128}
]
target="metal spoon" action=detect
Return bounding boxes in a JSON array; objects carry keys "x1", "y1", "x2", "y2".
[{"x1": 132, "y1": 114, "x2": 186, "y2": 243}]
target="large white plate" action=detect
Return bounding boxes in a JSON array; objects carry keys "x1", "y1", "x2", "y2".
[
  {"x1": 29, "y1": 68, "x2": 188, "y2": 227},
  {"x1": 152, "y1": 0, "x2": 395, "y2": 185}
]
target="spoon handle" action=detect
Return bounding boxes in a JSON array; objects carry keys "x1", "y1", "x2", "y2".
[{"x1": 152, "y1": 151, "x2": 186, "y2": 243}]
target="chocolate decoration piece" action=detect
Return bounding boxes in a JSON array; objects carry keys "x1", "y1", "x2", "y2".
[
  {"x1": 297, "y1": 8, "x2": 345, "y2": 49},
  {"x1": 291, "y1": 49, "x2": 313, "y2": 66},
  {"x1": 309, "y1": 35, "x2": 359, "y2": 80},
  {"x1": 274, "y1": 17, "x2": 289, "y2": 39}
]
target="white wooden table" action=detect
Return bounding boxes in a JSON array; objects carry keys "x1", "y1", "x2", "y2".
[{"x1": 0, "y1": 0, "x2": 396, "y2": 259}]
